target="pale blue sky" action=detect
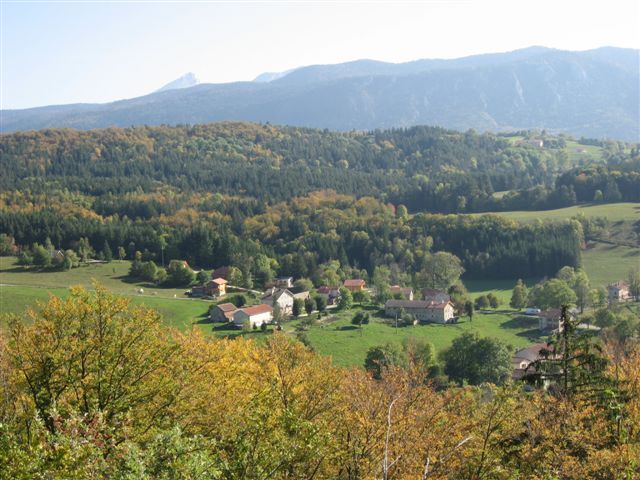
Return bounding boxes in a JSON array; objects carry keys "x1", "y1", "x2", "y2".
[{"x1": 2, "y1": 0, "x2": 639, "y2": 109}]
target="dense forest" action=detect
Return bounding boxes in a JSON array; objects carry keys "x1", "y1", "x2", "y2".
[
  {"x1": 0, "y1": 191, "x2": 582, "y2": 281},
  {"x1": 0, "y1": 122, "x2": 636, "y2": 281},
  {"x1": 1, "y1": 123, "x2": 637, "y2": 212}
]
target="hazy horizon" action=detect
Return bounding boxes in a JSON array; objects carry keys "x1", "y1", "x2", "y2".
[{"x1": 2, "y1": 0, "x2": 639, "y2": 110}]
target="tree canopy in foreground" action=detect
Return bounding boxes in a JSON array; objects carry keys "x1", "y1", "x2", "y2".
[{"x1": 1, "y1": 287, "x2": 639, "y2": 479}]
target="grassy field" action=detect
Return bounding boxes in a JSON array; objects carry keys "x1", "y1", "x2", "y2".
[
  {"x1": 0, "y1": 257, "x2": 190, "y2": 299},
  {"x1": 563, "y1": 140, "x2": 605, "y2": 164},
  {"x1": 582, "y1": 242, "x2": 640, "y2": 288},
  {"x1": 474, "y1": 202, "x2": 640, "y2": 287},
  {"x1": 1, "y1": 256, "x2": 546, "y2": 368},
  {"x1": 481, "y1": 202, "x2": 640, "y2": 224},
  {"x1": 499, "y1": 137, "x2": 605, "y2": 164},
  {"x1": 299, "y1": 305, "x2": 543, "y2": 368}
]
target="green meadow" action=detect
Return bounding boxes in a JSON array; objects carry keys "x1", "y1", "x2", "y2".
[
  {"x1": 481, "y1": 202, "x2": 640, "y2": 224},
  {"x1": 298, "y1": 306, "x2": 543, "y2": 368}
]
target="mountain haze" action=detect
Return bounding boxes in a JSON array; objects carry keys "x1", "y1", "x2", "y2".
[{"x1": 2, "y1": 47, "x2": 638, "y2": 140}]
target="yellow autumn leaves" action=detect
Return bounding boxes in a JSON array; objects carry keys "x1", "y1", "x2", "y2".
[{"x1": 1, "y1": 286, "x2": 638, "y2": 479}]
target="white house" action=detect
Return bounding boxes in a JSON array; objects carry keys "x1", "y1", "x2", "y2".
[
  {"x1": 232, "y1": 304, "x2": 273, "y2": 328},
  {"x1": 261, "y1": 288, "x2": 295, "y2": 314},
  {"x1": 607, "y1": 281, "x2": 632, "y2": 303}
]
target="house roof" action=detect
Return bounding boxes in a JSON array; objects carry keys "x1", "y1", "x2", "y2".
[
  {"x1": 317, "y1": 286, "x2": 339, "y2": 295},
  {"x1": 210, "y1": 277, "x2": 228, "y2": 285},
  {"x1": 262, "y1": 288, "x2": 293, "y2": 301},
  {"x1": 385, "y1": 300, "x2": 432, "y2": 309},
  {"x1": 426, "y1": 301, "x2": 451, "y2": 310},
  {"x1": 276, "y1": 276, "x2": 293, "y2": 281},
  {"x1": 608, "y1": 281, "x2": 630, "y2": 289},
  {"x1": 538, "y1": 308, "x2": 562, "y2": 319},
  {"x1": 390, "y1": 285, "x2": 413, "y2": 295},
  {"x1": 239, "y1": 304, "x2": 273, "y2": 316},
  {"x1": 422, "y1": 288, "x2": 449, "y2": 297},
  {"x1": 216, "y1": 303, "x2": 237, "y2": 312},
  {"x1": 513, "y1": 343, "x2": 552, "y2": 363},
  {"x1": 386, "y1": 299, "x2": 451, "y2": 310},
  {"x1": 274, "y1": 289, "x2": 293, "y2": 300},
  {"x1": 344, "y1": 279, "x2": 365, "y2": 287},
  {"x1": 293, "y1": 291, "x2": 310, "y2": 300}
]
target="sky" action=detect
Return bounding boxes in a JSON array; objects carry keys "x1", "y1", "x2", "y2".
[{"x1": 2, "y1": 0, "x2": 639, "y2": 109}]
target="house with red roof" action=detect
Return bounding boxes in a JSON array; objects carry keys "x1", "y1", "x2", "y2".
[
  {"x1": 343, "y1": 279, "x2": 366, "y2": 292},
  {"x1": 232, "y1": 304, "x2": 273, "y2": 328},
  {"x1": 206, "y1": 277, "x2": 227, "y2": 297}
]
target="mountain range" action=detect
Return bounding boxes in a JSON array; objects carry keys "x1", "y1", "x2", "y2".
[{"x1": 2, "y1": 46, "x2": 638, "y2": 140}]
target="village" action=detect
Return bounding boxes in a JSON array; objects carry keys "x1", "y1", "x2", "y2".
[{"x1": 186, "y1": 262, "x2": 637, "y2": 381}]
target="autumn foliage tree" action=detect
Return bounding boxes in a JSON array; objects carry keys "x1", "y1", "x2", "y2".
[{"x1": 1, "y1": 287, "x2": 639, "y2": 479}]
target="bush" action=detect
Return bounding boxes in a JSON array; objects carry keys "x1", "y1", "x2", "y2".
[
  {"x1": 487, "y1": 293, "x2": 500, "y2": 308},
  {"x1": 314, "y1": 295, "x2": 327, "y2": 312},
  {"x1": 351, "y1": 311, "x2": 370, "y2": 326},
  {"x1": 292, "y1": 298, "x2": 304, "y2": 317},
  {"x1": 474, "y1": 295, "x2": 490, "y2": 309}
]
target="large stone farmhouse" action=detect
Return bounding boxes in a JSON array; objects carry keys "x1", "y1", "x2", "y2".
[{"x1": 384, "y1": 299, "x2": 455, "y2": 324}]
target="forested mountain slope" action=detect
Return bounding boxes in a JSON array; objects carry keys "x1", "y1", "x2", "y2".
[
  {"x1": 2, "y1": 122, "x2": 637, "y2": 280},
  {"x1": 2, "y1": 122, "x2": 637, "y2": 213}
]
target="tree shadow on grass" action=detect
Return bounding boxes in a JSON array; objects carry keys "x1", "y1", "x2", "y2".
[
  {"x1": 515, "y1": 328, "x2": 546, "y2": 342},
  {"x1": 212, "y1": 322, "x2": 239, "y2": 332},
  {"x1": 195, "y1": 313, "x2": 213, "y2": 325},
  {"x1": 501, "y1": 316, "x2": 539, "y2": 329},
  {"x1": 337, "y1": 325, "x2": 358, "y2": 331}
]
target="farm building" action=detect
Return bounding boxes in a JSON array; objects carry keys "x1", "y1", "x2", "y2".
[
  {"x1": 232, "y1": 304, "x2": 273, "y2": 328},
  {"x1": 384, "y1": 299, "x2": 455, "y2": 324}
]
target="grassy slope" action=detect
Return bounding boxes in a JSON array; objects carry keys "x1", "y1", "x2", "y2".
[
  {"x1": 1, "y1": 257, "x2": 544, "y2": 368},
  {"x1": 475, "y1": 202, "x2": 640, "y2": 287},
  {"x1": 582, "y1": 243, "x2": 640, "y2": 288},
  {"x1": 301, "y1": 305, "x2": 543, "y2": 368},
  {"x1": 0, "y1": 258, "x2": 189, "y2": 298},
  {"x1": 482, "y1": 202, "x2": 640, "y2": 224}
]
